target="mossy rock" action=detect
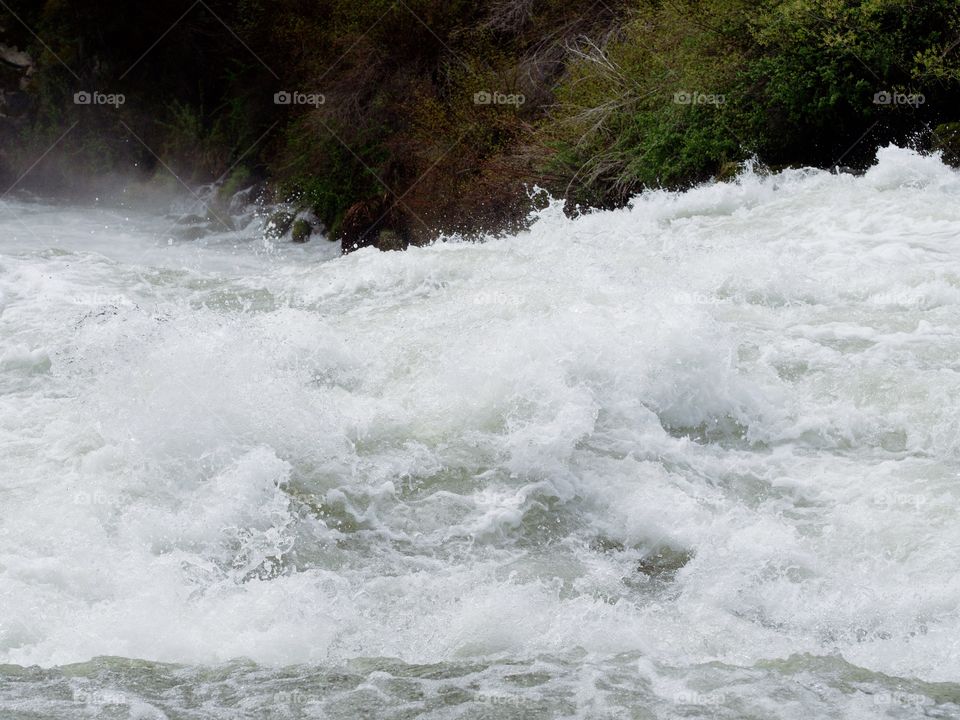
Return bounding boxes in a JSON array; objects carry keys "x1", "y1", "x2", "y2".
[
  {"x1": 933, "y1": 123, "x2": 960, "y2": 167},
  {"x1": 291, "y1": 218, "x2": 312, "y2": 243},
  {"x1": 218, "y1": 167, "x2": 252, "y2": 203},
  {"x1": 265, "y1": 211, "x2": 295, "y2": 239},
  {"x1": 376, "y1": 229, "x2": 404, "y2": 252}
]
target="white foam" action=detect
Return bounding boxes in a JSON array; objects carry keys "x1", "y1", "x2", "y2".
[{"x1": 1, "y1": 147, "x2": 960, "y2": 691}]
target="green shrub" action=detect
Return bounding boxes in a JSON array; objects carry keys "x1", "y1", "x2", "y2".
[
  {"x1": 5, "y1": 0, "x2": 959, "y2": 230},
  {"x1": 544, "y1": 0, "x2": 960, "y2": 206}
]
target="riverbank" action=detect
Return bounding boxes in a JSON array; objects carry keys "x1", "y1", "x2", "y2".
[{"x1": 1, "y1": 0, "x2": 959, "y2": 252}]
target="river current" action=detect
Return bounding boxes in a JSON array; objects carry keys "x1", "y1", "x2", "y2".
[{"x1": 1, "y1": 146, "x2": 959, "y2": 718}]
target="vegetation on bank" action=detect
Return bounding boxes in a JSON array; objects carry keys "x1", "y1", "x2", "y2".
[{"x1": 1, "y1": 0, "x2": 959, "y2": 250}]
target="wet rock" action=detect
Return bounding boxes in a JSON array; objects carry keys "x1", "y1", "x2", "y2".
[
  {"x1": 169, "y1": 211, "x2": 226, "y2": 240},
  {"x1": 265, "y1": 211, "x2": 295, "y2": 239},
  {"x1": 175, "y1": 225, "x2": 212, "y2": 242},
  {"x1": 291, "y1": 218, "x2": 312, "y2": 243},
  {"x1": 338, "y1": 195, "x2": 410, "y2": 253},
  {"x1": 636, "y1": 547, "x2": 694, "y2": 580},
  {"x1": 217, "y1": 167, "x2": 252, "y2": 205},
  {"x1": 175, "y1": 214, "x2": 208, "y2": 226},
  {"x1": 376, "y1": 229, "x2": 404, "y2": 251},
  {"x1": 338, "y1": 201, "x2": 378, "y2": 252}
]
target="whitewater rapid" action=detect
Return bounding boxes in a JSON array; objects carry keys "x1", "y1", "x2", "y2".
[{"x1": 1, "y1": 146, "x2": 960, "y2": 718}]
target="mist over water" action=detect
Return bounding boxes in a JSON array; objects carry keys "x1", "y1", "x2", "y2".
[{"x1": 2, "y1": 146, "x2": 960, "y2": 718}]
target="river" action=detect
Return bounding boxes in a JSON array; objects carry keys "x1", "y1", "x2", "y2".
[{"x1": 1, "y1": 146, "x2": 959, "y2": 718}]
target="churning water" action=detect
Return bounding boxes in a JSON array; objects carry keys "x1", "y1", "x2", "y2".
[{"x1": 1, "y1": 146, "x2": 960, "y2": 718}]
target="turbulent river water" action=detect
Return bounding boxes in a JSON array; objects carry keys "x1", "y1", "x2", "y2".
[{"x1": 1, "y1": 146, "x2": 960, "y2": 719}]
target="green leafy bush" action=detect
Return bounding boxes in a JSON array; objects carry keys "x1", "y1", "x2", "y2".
[
  {"x1": 545, "y1": 0, "x2": 960, "y2": 205},
  {"x1": 3, "y1": 0, "x2": 958, "y2": 233}
]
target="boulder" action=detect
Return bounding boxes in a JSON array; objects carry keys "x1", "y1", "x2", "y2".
[
  {"x1": 291, "y1": 218, "x2": 312, "y2": 243},
  {"x1": 376, "y1": 229, "x2": 404, "y2": 251},
  {"x1": 265, "y1": 211, "x2": 295, "y2": 239},
  {"x1": 338, "y1": 195, "x2": 410, "y2": 253}
]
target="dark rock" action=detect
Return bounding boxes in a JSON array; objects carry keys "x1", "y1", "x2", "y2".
[
  {"x1": 175, "y1": 214, "x2": 207, "y2": 226},
  {"x1": 265, "y1": 211, "x2": 295, "y2": 239},
  {"x1": 175, "y1": 225, "x2": 210, "y2": 242},
  {"x1": 636, "y1": 547, "x2": 694, "y2": 580},
  {"x1": 338, "y1": 195, "x2": 410, "y2": 254},
  {"x1": 291, "y1": 218, "x2": 312, "y2": 243},
  {"x1": 217, "y1": 167, "x2": 255, "y2": 212},
  {"x1": 376, "y1": 229, "x2": 404, "y2": 251}
]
